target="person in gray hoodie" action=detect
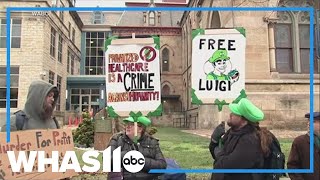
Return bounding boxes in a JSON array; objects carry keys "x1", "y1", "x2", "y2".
[{"x1": 1, "y1": 80, "x2": 60, "y2": 131}]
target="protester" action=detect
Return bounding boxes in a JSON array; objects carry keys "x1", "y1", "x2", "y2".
[
  {"x1": 107, "y1": 116, "x2": 167, "y2": 180},
  {"x1": 1, "y1": 80, "x2": 60, "y2": 131},
  {"x1": 209, "y1": 98, "x2": 277, "y2": 180},
  {"x1": 287, "y1": 112, "x2": 320, "y2": 180}
]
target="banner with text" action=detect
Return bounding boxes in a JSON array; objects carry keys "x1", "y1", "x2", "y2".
[
  {"x1": 0, "y1": 129, "x2": 77, "y2": 180},
  {"x1": 106, "y1": 41, "x2": 161, "y2": 117},
  {"x1": 191, "y1": 28, "x2": 246, "y2": 104}
]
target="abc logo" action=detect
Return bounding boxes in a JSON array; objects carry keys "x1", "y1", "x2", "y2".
[{"x1": 122, "y1": 150, "x2": 145, "y2": 173}]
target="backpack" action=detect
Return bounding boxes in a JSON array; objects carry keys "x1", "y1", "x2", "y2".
[
  {"x1": 14, "y1": 110, "x2": 60, "y2": 130},
  {"x1": 263, "y1": 135, "x2": 286, "y2": 180},
  {"x1": 161, "y1": 158, "x2": 186, "y2": 180}
]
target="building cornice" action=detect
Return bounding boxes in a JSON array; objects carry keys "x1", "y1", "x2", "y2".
[{"x1": 111, "y1": 26, "x2": 181, "y2": 36}]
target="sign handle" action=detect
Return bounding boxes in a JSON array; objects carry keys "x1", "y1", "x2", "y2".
[
  {"x1": 133, "y1": 116, "x2": 138, "y2": 144},
  {"x1": 217, "y1": 111, "x2": 225, "y2": 148}
]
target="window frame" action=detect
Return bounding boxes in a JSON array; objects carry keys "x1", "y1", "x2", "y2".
[
  {"x1": 162, "y1": 47, "x2": 170, "y2": 72},
  {"x1": 58, "y1": 34, "x2": 63, "y2": 63},
  {"x1": 50, "y1": 27, "x2": 57, "y2": 58},
  {"x1": 85, "y1": 32, "x2": 106, "y2": 75},
  {"x1": 0, "y1": 67, "x2": 19, "y2": 108},
  {"x1": 149, "y1": 11, "x2": 155, "y2": 26},
  {"x1": 0, "y1": 18, "x2": 22, "y2": 48},
  {"x1": 49, "y1": 70, "x2": 55, "y2": 85},
  {"x1": 274, "y1": 11, "x2": 319, "y2": 74}
]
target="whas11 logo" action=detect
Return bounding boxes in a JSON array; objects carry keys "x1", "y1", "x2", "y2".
[{"x1": 7, "y1": 147, "x2": 145, "y2": 174}]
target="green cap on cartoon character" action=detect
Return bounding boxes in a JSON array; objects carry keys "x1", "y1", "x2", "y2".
[{"x1": 209, "y1": 49, "x2": 230, "y2": 63}]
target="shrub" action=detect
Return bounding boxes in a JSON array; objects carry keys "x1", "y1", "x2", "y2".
[{"x1": 73, "y1": 112, "x2": 94, "y2": 148}]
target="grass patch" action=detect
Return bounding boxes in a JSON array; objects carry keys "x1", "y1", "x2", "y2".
[{"x1": 154, "y1": 128, "x2": 213, "y2": 169}]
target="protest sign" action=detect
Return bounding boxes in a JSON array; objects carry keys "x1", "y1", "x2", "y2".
[
  {"x1": 191, "y1": 28, "x2": 246, "y2": 105},
  {"x1": 105, "y1": 36, "x2": 162, "y2": 117},
  {"x1": 0, "y1": 129, "x2": 77, "y2": 180}
]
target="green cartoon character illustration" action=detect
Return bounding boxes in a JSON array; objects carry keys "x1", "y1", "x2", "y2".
[{"x1": 206, "y1": 49, "x2": 240, "y2": 84}]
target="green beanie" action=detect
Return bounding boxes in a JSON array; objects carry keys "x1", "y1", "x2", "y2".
[{"x1": 229, "y1": 98, "x2": 264, "y2": 123}]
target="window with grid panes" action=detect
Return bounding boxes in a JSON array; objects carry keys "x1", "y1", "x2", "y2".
[
  {"x1": 58, "y1": 35, "x2": 63, "y2": 63},
  {"x1": 0, "y1": 19, "x2": 22, "y2": 48},
  {"x1": 274, "y1": 10, "x2": 319, "y2": 73},
  {"x1": 85, "y1": 32, "x2": 106, "y2": 75},
  {"x1": 49, "y1": 71, "x2": 55, "y2": 85},
  {"x1": 0, "y1": 67, "x2": 19, "y2": 108}
]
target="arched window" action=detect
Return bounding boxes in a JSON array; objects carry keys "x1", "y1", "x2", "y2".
[
  {"x1": 274, "y1": 0, "x2": 319, "y2": 73},
  {"x1": 149, "y1": 11, "x2": 155, "y2": 26},
  {"x1": 298, "y1": 11, "x2": 318, "y2": 73},
  {"x1": 162, "y1": 85, "x2": 170, "y2": 95},
  {"x1": 92, "y1": 10, "x2": 103, "y2": 24},
  {"x1": 162, "y1": 48, "x2": 169, "y2": 71},
  {"x1": 275, "y1": 11, "x2": 294, "y2": 73}
]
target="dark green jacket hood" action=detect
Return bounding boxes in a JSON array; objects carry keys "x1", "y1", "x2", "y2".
[{"x1": 23, "y1": 80, "x2": 59, "y2": 121}]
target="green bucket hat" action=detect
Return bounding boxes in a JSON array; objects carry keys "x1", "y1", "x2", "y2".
[
  {"x1": 209, "y1": 49, "x2": 230, "y2": 63},
  {"x1": 229, "y1": 98, "x2": 264, "y2": 123}
]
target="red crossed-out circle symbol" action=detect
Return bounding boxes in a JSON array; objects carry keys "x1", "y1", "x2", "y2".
[{"x1": 139, "y1": 46, "x2": 156, "y2": 62}]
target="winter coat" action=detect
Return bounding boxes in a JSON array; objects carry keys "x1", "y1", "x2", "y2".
[
  {"x1": 287, "y1": 134, "x2": 320, "y2": 180},
  {"x1": 209, "y1": 124, "x2": 265, "y2": 180},
  {"x1": 108, "y1": 132, "x2": 167, "y2": 180}
]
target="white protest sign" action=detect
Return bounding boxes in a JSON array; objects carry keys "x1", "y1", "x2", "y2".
[
  {"x1": 105, "y1": 37, "x2": 162, "y2": 117},
  {"x1": 191, "y1": 28, "x2": 246, "y2": 104}
]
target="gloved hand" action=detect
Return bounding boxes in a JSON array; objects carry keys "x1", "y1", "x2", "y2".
[{"x1": 211, "y1": 122, "x2": 225, "y2": 143}]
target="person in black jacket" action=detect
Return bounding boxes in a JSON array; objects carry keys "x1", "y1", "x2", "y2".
[
  {"x1": 107, "y1": 116, "x2": 167, "y2": 180},
  {"x1": 209, "y1": 98, "x2": 274, "y2": 180}
]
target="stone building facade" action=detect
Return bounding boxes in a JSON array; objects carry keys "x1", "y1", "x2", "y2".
[
  {"x1": 178, "y1": 0, "x2": 320, "y2": 130},
  {"x1": 1, "y1": 0, "x2": 319, "y2": 131},
  {"x1": 0, "y1": 0, "x2": 82, "y2": 124}
]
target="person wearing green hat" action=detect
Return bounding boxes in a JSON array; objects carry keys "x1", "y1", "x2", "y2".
[
  {"x1": 209, "y1": 98, "x2": 280, "y2": 180},
  {"x1": 107, "y1": 116, "x2": 166, "y2": 180},
  {"x1": 287, "y1": 112, "x2": 320, "y2": 180}
]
